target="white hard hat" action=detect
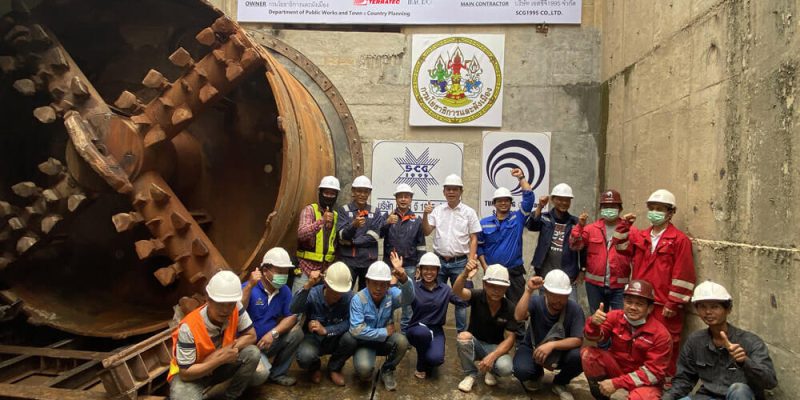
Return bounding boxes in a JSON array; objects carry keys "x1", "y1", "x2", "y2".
[
  {"x1": 319, "y1": 176, "x2": 341, "y2": 191},
  {"x1": 647, "y1": 189, "x2": 676, "y2": 207},
  {"x1": 443, "y1": 174, "x2": 464, "y2": 187},
  {"x1": 492, "y1": 187, "x2": 513, "y2": 201},
  {"x1": 692, "y1": 281, "x2": 732, "y2": 303},
  {"x1": 482, "y1": 264, "x2": 510, "y2": 287},
  {"x1": 365, "y1": 261, "x2": 392, "y2": 281},
  {"x1": 543, "y1": 270, "x2": 572, "y2": 295},
  {"x1": 261, "y1": 247, "x2": 293, "y2": 268},
  {"x1": 206, "y1": 270, "x2": 243, "y2": 303},
  {"x1": 352, "y1": 175, "x2": 373, "y2": 189},
  {"x1": 393, "y1": 183, "x2": 414, "y2": 196},
  {"x1": 324, "y1": 261, "x2": 352, "y2": 293},
  {"x1": 418, "y1": 252, "x2": 441, "y2": 267},
  {"x1": 550, "y1": 183, "x2": 574, "y2": 198}
]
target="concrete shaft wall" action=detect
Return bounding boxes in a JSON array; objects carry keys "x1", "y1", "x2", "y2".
[
  {"x1": 601, "y1": 0, "x2": 799, "y2": 396},
  {"x1": 211, "y1": 1, "x2": 604, "y2": 266}
]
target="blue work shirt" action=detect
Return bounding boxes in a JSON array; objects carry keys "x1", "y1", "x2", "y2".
[
  {"x1": 522, "y1": 295, "x2": 585, "y2": 347},
  {"x1": 349, "y1": 279, "x2": 414, "y2": 342},
  {"x1": 337, "y1": 202, "x2": 384, "y2": 269},
  {"x1": 289, "y1": 284, "x2": 352, "y2": 337},
  {"x1": 380, "y1": 209, "x2": 426, "y2": 268},
  {"x1": 477, "y1": 189, "x2": 534, "y2": 268},
  {"x1": 242, "y1": 281, "x2": 292, "y2": 340},
  {"x1": 408, "y1": 280, "x2": 466, "y2": 328}
]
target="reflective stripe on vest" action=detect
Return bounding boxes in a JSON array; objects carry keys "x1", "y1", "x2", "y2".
[
  {"x1": 296, "y1": 203, "x2": 337, "y2": 263},
  {"x1": 167, "y1": 305, "x2": 238, "y2": 382}
]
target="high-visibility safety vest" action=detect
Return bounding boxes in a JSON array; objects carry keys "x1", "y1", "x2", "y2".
[
  {"x1": 167, "y1": 305, "x2": 238, "y2": 382},
  {"x1": 296, "y1": 203, "x2": 337, "y2": 263}
]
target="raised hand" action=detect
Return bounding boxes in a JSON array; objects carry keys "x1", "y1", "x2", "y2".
[
  {"x1": 323, "y1": 207, "x2": 334, "y2": 227},
  {"x1": 307, "y1": 270, "x2": 322, "y2": 287},
  {"x1": 527, "y1": 276, "x2": 544, "y2": 292},
  {"x1": 386, "y1": 213, "x2": 399, "y2": 225},
  {"x1": 720, "y1": 331, "x2": 748, "y2": 363},
  {"x1": 249, "y1": 269, "x2": 262, "y2": 287},
  {"x1": 538, "y1": 195, "x2": 549, "y2": 208},
  {"x1": 591, "y1": 302, "x2": 607, "y2": 326},
  {"x1": 622, "y1": 212, "x2": 636, "y2": 224},
  {"x1": 511, "y1": 168, "x2": 525, "y2": 179},
  {"x1": 353, "y1": 216, "x2": 366, "y2": 228},
  {"x1": 465, "y1": 256, "x2": 478, "y2": 279},
  {"x1": 579, "y1": 210, "x2": 589, "y2": 226},
  {"x1": 389, "y1": 251, "x2": 407, "y2": 282},
  {"x1": 423, "y1": 201, "x2": 434, "y2": 214}
]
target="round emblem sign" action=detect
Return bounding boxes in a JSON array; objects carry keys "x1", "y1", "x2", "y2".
[{"x1": 412, "y1": 36, "x2": 502, "y2": 124}]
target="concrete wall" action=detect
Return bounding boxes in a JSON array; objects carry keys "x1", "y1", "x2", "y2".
[
  {"x1": 601, "y1": 0, "x2": 800, "y2": 396},
  {"x1": 211, "y1": 0, "x2": 604, "y2": 268}
]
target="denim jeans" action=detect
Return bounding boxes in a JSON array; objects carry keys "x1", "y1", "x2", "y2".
[
  {"x1": 513, "y1": 343, "x2": 582, "y2": 385},
  {"x1": 170, "y1": 345, "x2": 261, "y2": 400},
  {"x1": 351, "y1": 332, "x2": 409, "y2": 379},
  {"x1": 456, "y1": 335, "x2": 513, "y2": 378},
  {"x1": 261, "y1": 328, "x2": 303, "y2": 380},
  {"x1": 296, "y1": 331, "x2": 357, "y2": 372},
  {"x1": 438, "y1": 257, "x2": 467, "y2": 332},
  {"x1": 584, "y1": 283, "x2": 624, "y2": 314},
  {"x1": 400, "y1": 266, "x2": 416, "y2": 333},
  {"x1": 678, "y1": 383, "x2": 756, "y2": 400}
]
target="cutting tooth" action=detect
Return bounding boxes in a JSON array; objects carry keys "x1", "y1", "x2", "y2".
[
  {"x1": 70, "y1": 76, "x2": 89, "y2": 98},
  {"x1": 40, "y1": 215, "x2": 62, "y2": 234},
  {"x1": 191, "y1": 238, "x2": 209, "y2": 257},
  {"x1": 13, "y1": 79, "x2": 35, "y2": 96},
  {"x1": 149, "y1": 183, "x2": 171, "y2": 204},
  {"x1": 199, "y1": 84, "x2": 218, "y2": 104},
  {"x1": 24, "y1": 198, "x2": 47, "y2": 216},
  {"x1": 16, "y1": 236, "x2": 37, "y2": 254},
  {"x1": 170, "y1": 212, "x2": 190, "y2": 233},
  {"x1": 143, "y1": 125, "x2": 167, "y2": 148},
  {"x1": 133, "y1": 192, "x2": 150, "y2": 208},
  {"x1": 49, "y1": 47, "x2": 69, "y2": 72},
  {"x1": 67, "y1": 194, "x2": 86, "y2": 212},
  {"x1": 29, "y1": 24, "x2": 50, "y2": 46},
  {"x1": 114, "y1": 90, "x2": 140, "y2": 110},
  {"x1": 154, "y1": 263, "x2": 183, "y2": 286},
  {"x1": 188, "y1": 271, "x2": 206, "y2": 283},
  {"x1": 111, "y1": 212, "x2": 143, "y2": 232},
  {"x1": 135, "y1": 239, "x2": 165, "y2": 259},
  {"x1": 225, "y1": 63, "x2": 243, "y2": 81},
  {"x1": 0, "y1": 201, "x2": 13, "y2": 218},
  {"x1": 142, "y1": 69, "x2": 167, "y2": 89},
  {"x1": 0, "y1": 56, "x2": 17, "y2": 74},
  {"x1": 130, "y1": 113, "x2": 152, "y2": 125},
  {"x1": 3, "y1": 25, "x2": 29, "y2": 44},
  {"x1": 7, "y1": 217, "x2": 25, "y2": 231},
  {"x1": 195, "y1": 27, "x2": 216, "y2": 46},
  {"x1": 169, "y1": 47, "x2": 194, "y2": 67},
  {"x1": 0, "y1": 253, "x2": 15, "y2": 269},
  {"x1": 171, "y1": 106, "x2": 192, "y2": 125},
  {"x1": 12, "y1": 182, "x2": 41, "y2": 198},
  {"x1": 211, "y1": 17, "x2": 236, "y2": 35},
  {"x1": 38, "y1": 158, "x2": 65, "y2": 176},
  {"x1": 33, "y1": 106, "x2": 56, "y2": 123}
]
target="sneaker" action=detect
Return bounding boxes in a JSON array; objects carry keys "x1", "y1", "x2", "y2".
[
  {"x1": 381, "y1": 369, "x2": 397, "y2": 391},
  {"x1": 329, "y1": 370, "x2": 345, "y2": 386},
  {"x1": 552, "y1": 384, "x2": 575, "y2": 400},
  {"x1": 310, "y1": 369, "x2": 322, "y2": 384},
  {"x1": 414, "y1": 370, "x2": 427, "y2": 379},
  {"x1": 458, "y1": 375, "x2": 475, "y2": 392},
  {"x1": 522, "y1": 378, "x2": 544, "y2": 392},
  {"x1": 268, "y1": 375, "x2": 297, "y2": 386},
  {"x1": 484, "y1": 371, "x2": 497, "y2": 386}
]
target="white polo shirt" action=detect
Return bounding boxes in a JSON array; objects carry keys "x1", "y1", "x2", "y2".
[{"x1": 428, "y1": 202, "x2": 482, "y2": 257}]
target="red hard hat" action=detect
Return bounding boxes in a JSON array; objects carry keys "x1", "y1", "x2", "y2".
[
  {"x1": 623, "y1": 280, "x2": 655, "y2": 301},
  {"x1": 599, "y1": 189, "x2": 622, "y2": 205}
]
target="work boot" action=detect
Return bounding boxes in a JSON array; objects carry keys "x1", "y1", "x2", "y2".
[
  {"x1": 552, "y1": 384, "x2": 575, "y2": 400},
  {"x1": 458, "y1": 375, "x2": 475, "y2": 392},
  {"x1": 310, "y1": 369, "x2": 322, "y2": 384},
  {"x1": 329, "y1": 370, "x2": 345, "y2": 386},
  {"x1": 381, "y1": 369, "x2": 397, "y2": 391},
  {"x1": 268, "y1": 375, "x2": 297, "y2": 386},
  {"x1": 484, "y1": 371, "x2": 497, "y2": 386},
  {"x1": 587, "y1": 379, "x2": 610, "y2": 400},
  {"x1": 522, "y1": 378, "x2": 544, "y2": 392}
]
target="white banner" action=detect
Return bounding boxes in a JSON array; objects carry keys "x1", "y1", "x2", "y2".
[
  {"x1": 371, "y1": 140, "x2": 464, "y2": 214},
  {"x1": 238, "y1": 1, "x2": 582, "y2": 25},
  {"x1": 409, "y1": 34, "x2": 504, "y2": 127},
  {"x1": 480, "y1": 131, "x2": 551, "y2": 218}
]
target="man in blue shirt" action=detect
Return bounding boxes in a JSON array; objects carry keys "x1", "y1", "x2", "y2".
[
  {"x1": 380, "y1": 183, "x2": 426, "y2": 334},
  {"x1": 289, "y1": 261, "x2": 356, "y2": 386},
  {"x1": 242, "y1": 247, "x2": 303, "y2": 386},
  {"x1": 337, "y1": 175, "x2": 385, "y2": 290},
  {"x1": 478, "y1": 168, "x2": 534, "y2": 304},
  {"x1": 346, "y1": 253, "x2": 414, "y2": 391}
]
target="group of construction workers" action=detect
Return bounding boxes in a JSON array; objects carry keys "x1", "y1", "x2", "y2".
[{"x1": 168, "y1": 169, "x2": 778, "y2": 400}]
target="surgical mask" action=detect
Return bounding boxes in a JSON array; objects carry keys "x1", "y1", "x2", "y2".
[
  {"x1": 600, "y1": 208, "x2": 619, "y2": 221},
  {"x1": 271, "y1": 274, "x2": 288, "y2": 288},
  {"x1": 624, "y1": 314, "x2": 647, "y2": 327},
  {"x1": 647, "y1": 210, "x2": 667, "y2": 226}
]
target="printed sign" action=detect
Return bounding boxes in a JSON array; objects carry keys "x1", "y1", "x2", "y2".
[
  {"x1": 409, "y1": 34, "x2": 505, "y2": 127},
  {"x1": 480, "y1": 131, "x2": 551, "y2": 218},
  {"x1": 371, "y1": 140, "x2": 464, "y2": 214},
  {"x1": 238, "y1": 1, "x2": 583, "y2": 25}
]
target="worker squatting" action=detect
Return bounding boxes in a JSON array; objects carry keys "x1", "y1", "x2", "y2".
[{"x1": 168, "y1": 172, "x2": 778, "y2": 400}]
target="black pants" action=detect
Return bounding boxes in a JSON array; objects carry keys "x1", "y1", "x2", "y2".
[{"x1": 506, "y1": 265, "x2": 527, "y2": 304}]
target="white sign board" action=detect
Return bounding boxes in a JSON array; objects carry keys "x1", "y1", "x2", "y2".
[
  {"x1": 238, "y1": 1, "x2": 583, "y2": 25},
  {"x1": 371, "y1": 140, "x2": 464, "y2": 214},
  {"x1": 409, "y1": 34, "x2": 505, "y2": 127},
  {"x1": 480, "y1": 131, "x2": 551, "y2": 218}
]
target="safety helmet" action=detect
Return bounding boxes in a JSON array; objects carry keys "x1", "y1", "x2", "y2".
[
  {"x1": 599, "y1": 189, "x2": 622, "y2": 205},
  {"x1": 206, "y1": 270, "x2": 243, "y2": 303},
  {"x1": 365, "y1": 261, "x2": 392, "y2": 282},
  {"x1": 318, "y1": 176, "x2": 341, "y2": 191},
  {"x1": 482, "y1": 264, "x2": 510, "y2": 287},
  {"x1": 550, "y1": 183, "x2": 574, "y2": 198},
  {"x1": 324, "y1": 262, "x2": 352, "y2": 293},
  {"x1": 492, "y1": 187, "x2": 513, "y2": 201},
  {"x1": 692, "y1": 281, "x2": 732, "y2": 303},
  {"x1": 443, "y1": 174, "x2": 464, "y2": 187},
  {"x1": 623, "y1": 280, "x2": 655, "y2": 301},
  {"x1": 394, "y1": 183, "x2": 414, "y2": 196},
  {"x1": 261, "y1": 247, "x2": 293, "y2": 268},
  {"x1": 418, "y1": 252, "x2": 441, "y2": 268},
  {"x1": 543, "y1": 270, "x2": 572, "y2": 295},
  {"x1": 352, "y1": 175, "x2": 373, "y2": 190},
  {"x1": 647, "y1": 189, "x2": 676, "y2": 207}
]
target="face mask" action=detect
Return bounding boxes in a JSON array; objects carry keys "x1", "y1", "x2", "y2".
[
  {"x1": 624, "y1": 314, "x2": 647, "y2": 327},
  {"x1": 647, "y1": 210, "x2": 667, "y2": 226},
  {"x1": 271, "y1": 274, "x2": 288, "y2": 288},
  {"x1": 600, "y1": 208, "x2": 619, "y2": 221}
]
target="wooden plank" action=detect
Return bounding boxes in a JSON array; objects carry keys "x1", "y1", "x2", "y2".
[
  {"x1": 44, "y1": 359, "x2": 101, "y2": 388},
  {"x1": 0, "y1": 383, "x2": 166, "y2": 399},
  {"x1": 0, "y1": 339, "x2": 73, "y2": 370},
  {"x1": 0, "y1": 345, "x2": 111, "y2": 361}
]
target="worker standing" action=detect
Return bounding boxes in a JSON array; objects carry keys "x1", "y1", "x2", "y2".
[
  {"x1": 581, "y1": 279, "x2": 672, "y2": 399},
  {"x1": 570, "y1": 189, "x2": 634, "y2": 313},
  {"x1": 614, "y1": 189, "x2": 696, "y2": 378},
  {"x1": 477, "y1": 167, "x2": 534, "y2": 304},
  {"x1": 663, "y1": 281, "x2": 778, "y2": 400},
  {"x1": 295, "y1": 176, "x2": 341, "y2": 293},
  {"x1": 337, "y1": 175, "x2": 385, "y2": 290},
  {"x1": 422, "y1": 174, "x2": 481, "y2": 333},
  {"x1": 380, "y1": 183, "x2": 426, "y2": 333}
]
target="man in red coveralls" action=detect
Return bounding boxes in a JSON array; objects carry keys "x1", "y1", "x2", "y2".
[
  {"x1": 581, "y1": 279, "x2": 672, "y2": 400},
  {"x1": 613, "y1": 189, "x2": 696, "y2": 379}
]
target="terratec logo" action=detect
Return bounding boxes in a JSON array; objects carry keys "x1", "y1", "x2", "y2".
[{"x1": 353, "y1": 0, "x2": 401, "y2": 4}]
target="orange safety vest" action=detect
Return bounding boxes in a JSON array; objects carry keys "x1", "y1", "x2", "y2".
[{"x1": 167, "y1": 305, "x2": 239, "y2": 382}]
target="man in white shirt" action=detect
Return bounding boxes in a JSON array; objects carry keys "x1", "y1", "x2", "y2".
[{"x1": 422, "y1": 174, "x2": 481, "y2": 333}]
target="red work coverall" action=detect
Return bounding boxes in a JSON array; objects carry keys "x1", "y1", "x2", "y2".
[{"x1": 570, "y1": 220, "x2": 635, "y2": 289}]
